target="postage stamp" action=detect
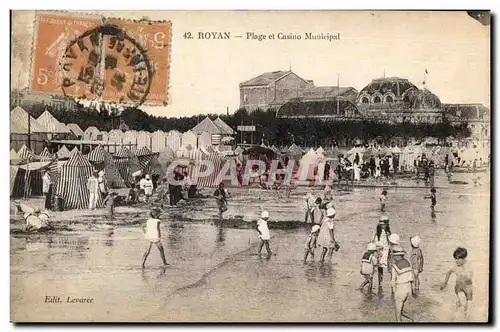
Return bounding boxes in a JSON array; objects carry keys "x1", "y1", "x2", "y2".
[
  {"x1": 11, "y1": 10, "x2": 491, "y2": 324},
  {"x1": 31, "y1": 12, "x2": 171, "y2": 106}
]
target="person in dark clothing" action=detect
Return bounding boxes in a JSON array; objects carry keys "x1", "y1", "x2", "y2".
[
  {"x1": 354, "y1": 153, "x2": 360, "y2": 166},
  {"x1": 324, "y1": 163, "x2": 331, "y2": 181},
  {"x1": 213, "y1": 182, "x2": 228, "y2": 220},
  {"x1": 369, "y1": 157, "x2": 376, "y2": 176}
]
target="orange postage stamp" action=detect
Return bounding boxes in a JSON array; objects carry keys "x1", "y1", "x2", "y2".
[{"x1": 31, "y1": 12, "x2": 171, "y2": 106}]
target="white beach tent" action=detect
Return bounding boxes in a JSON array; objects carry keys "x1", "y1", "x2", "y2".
[{"x1": 296, "y1": 148, "x2": 320, "y2": 181}]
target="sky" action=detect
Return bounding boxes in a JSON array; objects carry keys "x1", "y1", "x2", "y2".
[{"x1": 11, "y1": 10, "x2": 490, "y2": 118}]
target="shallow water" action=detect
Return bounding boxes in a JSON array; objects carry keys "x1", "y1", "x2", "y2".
[{"x1": 10, "y1": 172, "x2": 490, "y2": 322}]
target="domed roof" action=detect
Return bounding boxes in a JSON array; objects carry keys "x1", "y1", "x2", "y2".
[
  {"x1": 406, "y1": 89, "x2": 441, "y2": 109},
  {"x1": 359, "y1": 77, "x2": 418, "y2": 98}
]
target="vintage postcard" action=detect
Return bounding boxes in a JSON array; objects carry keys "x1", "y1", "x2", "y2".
[{"x1": 10, "y1": 10, "x2": 490, "y2": 323}]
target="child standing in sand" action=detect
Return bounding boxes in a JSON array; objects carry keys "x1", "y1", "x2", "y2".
[
  {"x1": 303, "y1": 225, "x2": 320, "y2": 263},
  {"x1": 380, "y1": 190, "x2": 388, "y2": 212},
  {"x1": 424, "y1": 188, "x2": 437, "y2": 210},
  {"x1": 409, "y1": 236, "x2": 424, "y2": 296},
  {"x1": 358, "y1": 242, "x2": 378, "y2": 295},
  {"x1": 102, "y1": 191, "x2": 118, "y2": 221},
  {"x1": 257, "y1": 211, "x2": 272, "y2": 258},
  {"x1": 142, "y1": 207, "x2": 169, "y2": 268},
  {"x1": 440, "y1": 247, "x2": 473, "y2": 316}
]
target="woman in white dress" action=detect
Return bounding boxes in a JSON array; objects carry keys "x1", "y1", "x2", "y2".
[
  {"x1": 371, "y1": 215, "x2": 392, "y2": 289},
  {"x1": 353, "y1": 162, "x2": 361, "y2": 181}
]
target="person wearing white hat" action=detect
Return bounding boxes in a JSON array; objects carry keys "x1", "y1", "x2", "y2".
[
  {"x1": 256, "y1": 211, "x2": 272, "y2": 258},
  {"x1": 371, "y1": 215, "x2": 392, "y2": 291},
  {"x1": 409, "y1": 236, "x2": 424, "y2": 296},
  {"x1": 390, "y1": 245, "x2": 414, "y2": 322},
  {"x1": 303, "y1": 225, "x2": 321, "y2": 264},
  {"x1": 359, "y1": 242, "x2": 379, "y2": 295},
  {"x1": 317, "y1": 208, "x2": 339, "y2": 264}
]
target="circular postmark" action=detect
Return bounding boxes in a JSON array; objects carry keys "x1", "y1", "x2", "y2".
[{"x1": 60, "y1": 24, "x2": 153, "y2": 107}]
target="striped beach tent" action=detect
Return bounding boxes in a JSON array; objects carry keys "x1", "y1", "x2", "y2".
[
  {"x1": 11, "y1": 161, "x2": 54, "y2": 198},
  {"x1": 87, "y1": 145, "x2": 126, "y2": 188},
  {"x1": 17, "y1": 144, "x2": 33, "y2": 161},
  {"x1": 136, "y1": 146, "x2": 153, "y2": 172},
  {"x1": 195, "y1": 148, "x2": 226, "y2": 188},
  {"x1": 151, "y1": 130, "x2": 167, "y2": 153},
  {"x1": 113, "y1": 146, "x2": 141, "y2": 186},
  {"x1": 39, "y1": 147, "x2": 54, "y2": 161},
  {"x1": 57, "y1": 145, "x2": 71, "y2": 160},
  {"x1": 56, "y1": 150, "x2": 93, "y2": 209}
]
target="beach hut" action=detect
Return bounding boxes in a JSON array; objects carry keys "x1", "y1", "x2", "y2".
[
  {"x1": 137, "y1": 131, "x2": 151, "y2": 149},
  {"x1": 296, "y1": 148, "x2": 320, "y2": 182},
  {"x1": 182, "y1": 130, "x2": 198, "y2": 148},
  {"x1": 123, "y1": 130, "x2": 138, "y2": 145},
  {"x1": 10, "y1": 106, "x2": 49, "y2": 154},
  {"x1": 87, "y1": 145, "x2": 126, "y2": 188},
  {"x1": 151, "y1": 130, "x2": 167, "y2": 153},
  {"x1": 198, "y1": 131, "x2": 212, "y2": 147},
  {"x1": 66, "y1": 123, "x2": 85, "y2": 139},
  {"x1": 165, "y1": 130, "x2": 182, "y2": 152},
  {"x1": 83, "y1": 126, "x2": 101, "y2": 141},
  {"x1": 191, "y1": 117, "x2": 225, "y2": 146},
  {"x1": 213, "y1": 117, "x2": 235, "y2": 135},
  {"x1": 108, "y1": 129, "x2": 124, "y2": 143},
  {"x1": 281, "y1": 145, "x2": 289, "y2": 154},
  {"x1": 57, "y1": 145, "x2": 71, "y2": 160},
  {"x1": 194, "y1": 148, "x2": 226, "y2": 188},
  {"x1": 316, "y1": 147, "x2": 325, "y2": 154},
  {"x1": 56, "y1": 150, "x2": 93, "y2": 209},
  {"x1": 36, "y1": 111, "x2": 71, "y2": 139},
  {"x1": 100, "y1": 131, "x2": 109, "y2": 142}
]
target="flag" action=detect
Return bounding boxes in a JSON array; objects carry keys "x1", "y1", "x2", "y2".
[{"x1": 425, "y1": 68, "x2": 428, "y2": 74}]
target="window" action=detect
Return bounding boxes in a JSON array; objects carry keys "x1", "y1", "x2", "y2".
[
  {"x1": 384, "y1": 95, "x2": 394, "y2": 103},
  {"x1": 243, "y1": 94, "x2": 248, "y2": 102},
  {"x1": 373, "y1": 96, "x2": 381, "y2": 103},
  {"x1": 361, "y1": 96, "x2": 369, "y2": 104}
]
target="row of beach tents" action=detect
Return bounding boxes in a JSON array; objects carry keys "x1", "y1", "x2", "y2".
[{"x1": 10, "y1": 107, "x2": 235, "y2": 154}]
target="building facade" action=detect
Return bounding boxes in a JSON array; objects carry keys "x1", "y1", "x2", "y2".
[{"x1": 239, "y1": 70, "x2": 357, "y2": 111}]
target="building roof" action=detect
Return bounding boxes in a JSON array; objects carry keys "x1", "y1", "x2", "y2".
[
  {"x1": 240, "y1": 70, "x2": 292, "y2": 87},
  {"x1": 191, "y1": 117, "x2": 222, "y2": 135},
  {"x1": 359, "y1": 77, "x2": 418, "y2": 98},
  {"x1": 37, "y1": 111, "x2": 71, "y2": 134},
  {"x1": 213, "y1": 117, "x2": 235, "y2": 135},
  {"x1": 66, "y1": 123, "x2": 85, "y2": 136},
  {"x1": 299, "y1": 86, "x2": 358, "y2": 100},
  {"x1": 277, "y1": 99, "x2": 361, "y2": 117},
  {"x1": 10, "y1": 106, "x2": 49, "y2": 133},
  {"x1": 442, "y1": 103, "x2": 490, "y2": 120}
]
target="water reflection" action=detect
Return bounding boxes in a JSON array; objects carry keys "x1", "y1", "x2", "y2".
[
  {"x1": 431, "y1": 210, "x2": 437, "y2": 221},
  {"x1": 216, "y1": 225, "x2": 226, "y2": 244},
  {"x1": 167, "y1": 225, "x2": 184, "y2": 251}
]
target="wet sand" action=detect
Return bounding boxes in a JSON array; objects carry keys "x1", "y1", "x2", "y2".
[{"x1": 10, "y1": 172, "x2": 490, "y2": 322}]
